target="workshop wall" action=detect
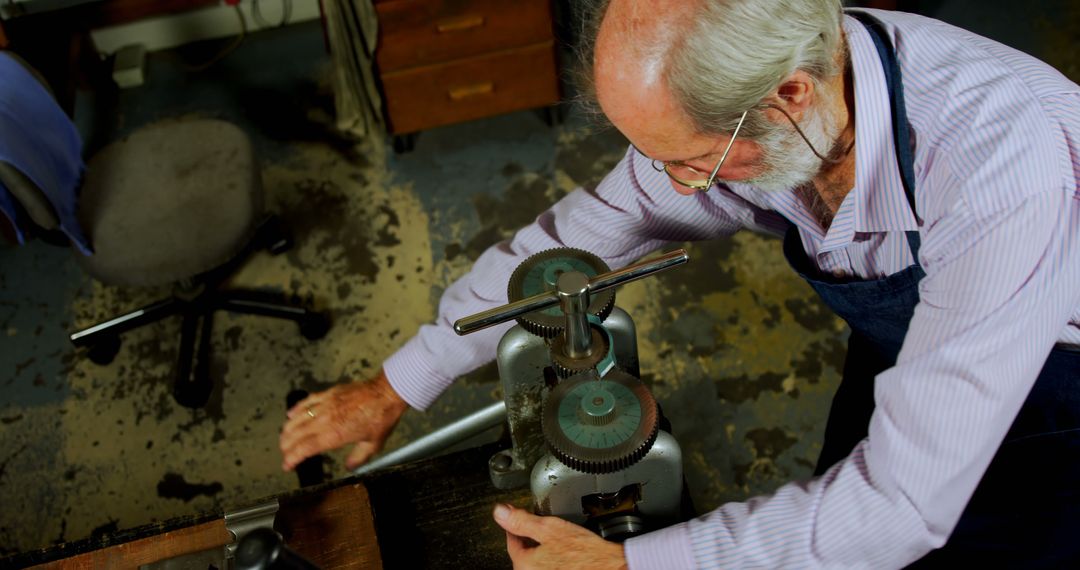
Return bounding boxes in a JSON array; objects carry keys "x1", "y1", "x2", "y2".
[{"x1": 90, "y1": 0, "x2": 322, "y2": 55}]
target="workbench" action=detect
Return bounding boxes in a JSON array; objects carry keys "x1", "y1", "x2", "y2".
[
  {"x1": 363, "y1": 442, "x2": 532, "y2": 569},
  {"x1": 5, "y1": 442, "x2": 532, "y2": 569}
]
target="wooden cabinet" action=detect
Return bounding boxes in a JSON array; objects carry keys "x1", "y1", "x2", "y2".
[{"x1": 373, "y1": 0, "x2": 561, "y2": 137}]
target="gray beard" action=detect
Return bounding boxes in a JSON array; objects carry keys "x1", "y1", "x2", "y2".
[{"x1": 733, "y1": 94, "x2": 845, "y2": 194}]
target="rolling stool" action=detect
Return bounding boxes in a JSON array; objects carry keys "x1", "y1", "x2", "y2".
[{"x1": 69, "y1": 119, "x2": 329, "y2": 408}]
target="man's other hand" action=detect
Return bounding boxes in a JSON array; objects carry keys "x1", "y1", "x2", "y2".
[
  {"x1": 493, "y1": 503, "x2": 628, "y2": 570},
  {"x1": 279, "y1": 369, "x2": 409, "y2": 471}
]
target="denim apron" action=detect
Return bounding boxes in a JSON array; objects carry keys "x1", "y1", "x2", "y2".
[{"x1": 780, "y1": 12, "x2": 1080, "y2": 567}]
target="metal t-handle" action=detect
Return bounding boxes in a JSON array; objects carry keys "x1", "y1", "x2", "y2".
[{"x1": 453, "y1": 249, "x2": 690, "y2": 336}]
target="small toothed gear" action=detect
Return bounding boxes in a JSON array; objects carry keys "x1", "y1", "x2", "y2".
[
  {"x1": 542, "y1": 370, "x2": 659, "y2": 474},
  {"x1": 507, "y1": 248, "x2": 615, "y2": 338},
  {"x1": 549, "y1": 327, "x2": 610, "y2": 378}
]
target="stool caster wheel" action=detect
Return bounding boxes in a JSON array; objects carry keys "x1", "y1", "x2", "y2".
[
  {"x1": 267, "y1": 234, "x2": 293, "y2": 256},
  {"x1": 300, "y1": 313, "x2": 331, "y2": 340},
  {"x1": 174, "y1": 378, "x2": 212, "y2": 409},
  {"x1": 87, "y1": 335, "x2": 121, "y2": 365},
  {"x1": 392, "y1": 133, "x2": 418, "y2": 154},
  {"x1": 259, "y1": 217, "x2": 293, "y2": 255},
  {"x1": 540, "y1": 105, "x2": 565, "y2": 127}
]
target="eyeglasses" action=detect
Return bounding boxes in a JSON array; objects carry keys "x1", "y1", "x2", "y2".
[{"x1": 649, "y1": 109, "x2": 749, "y2": 192}]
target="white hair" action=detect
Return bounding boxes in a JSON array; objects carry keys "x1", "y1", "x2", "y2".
[
  {"x1": 666, "y1": 0, "x2": 845, "y2": 139},
  {"x1": 578, "y1": 0, "x2": 845, "y2": 140}
]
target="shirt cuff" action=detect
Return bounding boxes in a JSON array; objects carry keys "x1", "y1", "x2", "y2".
[
  {"x1": 382, "y1": 335, "x2": 454, "y2": 411},
  {"x1": 624, "y1": 522, "x2": 696, "y2": 570}
]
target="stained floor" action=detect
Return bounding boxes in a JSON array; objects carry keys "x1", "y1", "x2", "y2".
[{"x1": 1, "y1": 2, "x2": 1077, "y2": 561}]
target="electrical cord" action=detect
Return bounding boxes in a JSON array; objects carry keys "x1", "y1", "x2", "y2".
[
  {"x1": 252, "y1": 0, "x2": 293, "y2": 29},
  {"x1": 184, "y1": 5, "x2": 247, "y2": 72}
]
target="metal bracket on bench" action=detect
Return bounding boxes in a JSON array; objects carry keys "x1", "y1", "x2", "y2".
[
  {"x1": 138, "y1": 499, "x2": 279, "y2": 570},
  {"x1": 224, "y1": 499, "x2": 280, "y2": 559}
]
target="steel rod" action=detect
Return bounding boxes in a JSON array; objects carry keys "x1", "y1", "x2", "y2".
[
  {"x1": 452, "y1": 291, "x2": 561, "y2": 336},
  {"x1": 352, "y1": 401, "x2": 507, "y2": 476},
  {"x1": 588, "y1": 249, "x2": 689, "y2": 293},
  {"x1": 557, "y1": 271, "x2": 593, "y2": 358},
  {"x1": 453, "y1": 249, "x2": 689, "y2": 336}
]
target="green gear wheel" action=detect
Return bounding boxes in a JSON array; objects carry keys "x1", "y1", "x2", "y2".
[
  {"x1": 507, "y1": 248, "x2": 615, "y2": 338},
  {"x1": 542, "y1": 370, "x2": 659, "y2": 474}
]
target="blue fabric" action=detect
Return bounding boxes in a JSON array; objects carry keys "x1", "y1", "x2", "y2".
[
  {"x1": 782, "y1": 12, "x2": 1080, "y2": 567},
  {"x1": 0, "y1": 52, "x2": 90, "y2": 254}
]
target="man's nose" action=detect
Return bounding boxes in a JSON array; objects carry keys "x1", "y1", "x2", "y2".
[{"x1": 669, "y1": 179, "x2": 701, "y2": 196}]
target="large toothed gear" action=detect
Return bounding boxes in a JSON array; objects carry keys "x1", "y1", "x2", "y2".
[
  {"x1": 507, "y1": 248, "x2": 615, "y2": 338},
  {"x1": 542, "y1": 370, "x2": 659, "y2": 474}
]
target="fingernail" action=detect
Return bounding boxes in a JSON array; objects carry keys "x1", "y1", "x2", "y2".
[{"x1": 494, "y1": 503, "x2": 511, "y2": 522}]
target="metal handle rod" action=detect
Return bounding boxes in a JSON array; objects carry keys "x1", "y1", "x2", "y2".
[
  {"x1": 352, "y1": 401, "x2": 507, "y2": 476},
  {"x1": 588, "y1": 249, "x2": 689, "y2": 293},
  {"x1": 452, "y1": 287, "x2": 565, "y2": 336},
  {"x1": 453, "y1": 249, "x2": 689, "y2": 336}
]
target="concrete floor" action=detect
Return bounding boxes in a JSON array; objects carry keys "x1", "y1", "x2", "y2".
[{"x1": 1, "y1": 2, "x2": 1077, "y2": 560}]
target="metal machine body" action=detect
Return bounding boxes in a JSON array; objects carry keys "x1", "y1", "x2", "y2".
[
  {"x1": 454, "y1": 248, "x2": 689, "y2": 540},
  {"x1": 530, "y1": 430, "x2": 683, "y2": 539},
  {"x1": 489, "y1": 307, "x2": 640, "y2": 489}
]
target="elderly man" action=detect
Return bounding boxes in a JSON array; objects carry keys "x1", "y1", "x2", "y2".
[{"x1": 281, "y1": 0, "x2": 1080, "y2": 567}]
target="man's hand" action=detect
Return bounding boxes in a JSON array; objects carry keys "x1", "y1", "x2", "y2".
[
  {"x1": 493, "y1": 504, "x2": 628, "y2": 570},
  {"x1": 279, "y1": 369, "x2": 409, "y2": 471}
]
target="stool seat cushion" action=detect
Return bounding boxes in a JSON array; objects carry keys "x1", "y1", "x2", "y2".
[{"x1": 77, "y1": 119, "x2": 262, "y2": 287}]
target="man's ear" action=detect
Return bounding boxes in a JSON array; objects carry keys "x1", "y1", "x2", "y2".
[{"x1": 762, "y1": 69, "x2": 816, "y2": 124}]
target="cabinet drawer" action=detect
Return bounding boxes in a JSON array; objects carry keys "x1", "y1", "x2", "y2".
[
  {"x1": 375, "y1": 0, "x2": 552, "y2": 72},
  {"x1": 381, "y1": 41, "x2": 560, "y2": 134}
]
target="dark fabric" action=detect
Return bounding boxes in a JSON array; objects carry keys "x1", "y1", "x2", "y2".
[
  {"x1": 780, "y1": 11, "x2": 1080, "y2": 567},
  {"x1": 0, "y1": 161, "x2": 59, "y2": 230},
  {"x1": 0, "y1": 52, "x2": 90, "y2": 253}
]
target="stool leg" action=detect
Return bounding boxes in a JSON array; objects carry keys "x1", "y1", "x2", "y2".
[
  {"x1": 252, "y1": 215, "x2": 293, "y2": 255},
  {"x1": 70, "y1": 297, "x2": 180, "y2": 347},
  {"x1": 217, "y1": 291, "x2": 330, "y2": 340},
  {"x1": 218, "y1": 291, "x2": 307, "y2": 321},
  {"x1": 174, "y1": 310, "x2": 213, "y2": 409}
]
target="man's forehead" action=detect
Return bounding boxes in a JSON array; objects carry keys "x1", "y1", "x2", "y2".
[
  {"x1": 593, "y1": 0, "x2": 711, "y2": 159},
  {"x1": 602, "y1": 0, "x2": 700, "y2": 31},
  {"x1": 597, "y1": 0, "x2": 699, "y2": 83}
]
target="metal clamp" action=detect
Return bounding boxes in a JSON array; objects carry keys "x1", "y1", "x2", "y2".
[
  {"x1": 139, "y1": 500, "x2": 280, "y2": 570},
  {"x1": 225, "y1": 500, "x2": 279, "y2": 559},
  {"x1": 453, "y1": 249, "x2": 689, "y2": 336}
]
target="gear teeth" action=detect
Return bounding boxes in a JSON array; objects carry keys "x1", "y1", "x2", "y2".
[
  {"x1": 552, "y1": 359, "x2": 584, "y2": 379},
  {"x1": 548, "y1": 424, "x2": 658, "y2": 474},
  {"x1": 541, "y1": 371, "x2": 660, "y2": 475},
  {"x1": 520, "y1": 320, "x2": 563, "y2": 339},
  {"x1": 549, "y1": 327, "x2": 610, "y2": 379},
  {"x1": 507, "y1": 248, "x2": 616, "y2": 339}
]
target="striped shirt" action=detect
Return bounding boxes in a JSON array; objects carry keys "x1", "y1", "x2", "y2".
[{"x1": 383, "y1": 9, "x2": 1080, "y2": 568}]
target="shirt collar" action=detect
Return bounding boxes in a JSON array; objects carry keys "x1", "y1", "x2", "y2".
[
  {"x1": 722, "y1": 14, "x2": 917, "y2": 250},
  {"x1": 844, "y1": 13, "x2": 919, "y2": 236}
]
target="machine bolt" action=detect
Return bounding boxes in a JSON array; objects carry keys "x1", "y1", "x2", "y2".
[{"x1": 491, "y1": 452, "x2": 513, "y2": 472}]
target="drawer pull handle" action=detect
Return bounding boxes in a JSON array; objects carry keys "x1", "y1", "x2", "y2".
[
  {"x1": 449, "y1": 81, "x2": 495, "y2": 101},
  {"x1": 436, "y1": 15, "x2": 485, "y2": 33}
]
